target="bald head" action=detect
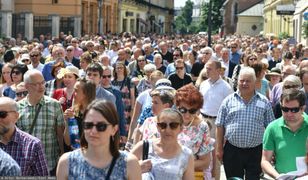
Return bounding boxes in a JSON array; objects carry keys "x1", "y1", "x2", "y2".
[
  {"x1": 0, "y1": 97, "x2": 19, "y2": 129},
  {"x1": 0, "y1": 97, "x2": 18, "y2": 112}
]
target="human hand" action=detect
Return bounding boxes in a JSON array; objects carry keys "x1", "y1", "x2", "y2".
[
  {"x1": 140, "y1": 159, "x2": 152, "y2": 173},
  {"x1": 64, "y1": 108, "x2": 74, "y2": 121},
  {"x1": 216, "y1": 147, "x2": 224, "y2": 163}
]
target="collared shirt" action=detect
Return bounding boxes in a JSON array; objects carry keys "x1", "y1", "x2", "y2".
[
  {"x1": 200, "y1": 78, "x2": 233, "y2": 116},
  {"x1": 0, "y1": 148, "x2": 21, "y2": 176},
  {"x1": 17, "y1": 96, "x2": 64, "y2": 171},
  {"x1": 96, "y1": 86, "x2": 116, "y2": 105},
  {"x1": 230, "y1": 51, "x2": 241, "y2": 65},
  {"x1": 0, "y1": 127, "x2": 49, "y2": 176},
  {"x1": 216, "y1": 92, "x2": 275, "y2": 148},
  {"x1": 42, "y1": 60, "x2": 73, "y2": 81}
]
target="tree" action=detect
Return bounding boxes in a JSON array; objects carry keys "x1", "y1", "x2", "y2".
[
  {"x1": 199, "y1": 0, "x2": 224, "y2": 34},
  {"x1": 175, "y1": 0, "x2": 194, "y2": 34}
]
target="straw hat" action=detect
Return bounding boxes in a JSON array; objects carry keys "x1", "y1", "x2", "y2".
[
  {"x1": 57, "y1": 66, "x2": 80, "y2": 79},
  {"x1": 265, "y1": 67, "x2": 281, "y2": 81}
]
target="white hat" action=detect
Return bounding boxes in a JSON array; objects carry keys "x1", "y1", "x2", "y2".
[
  {"x1": 20, "y1": 54, "x2": 30, "y2": 61},
  {"x1": 57, "y1": 66, "x2": 80, "y2": 79},
  {"x1": 155, "y1": 79, "x2": 175, "y2": 90}
]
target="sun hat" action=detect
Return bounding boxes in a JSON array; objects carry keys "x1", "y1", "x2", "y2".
[
  {"x1": 155, "y1": 79, "x2": 175, "y2": 90},
  {"x1": 265, "y1": 67, "x2": 281, "y2": 81},
  {"x1": 57, "y1": 66, "x2": 80, "y2": 79}
]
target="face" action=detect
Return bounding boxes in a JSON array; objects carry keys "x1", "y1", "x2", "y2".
[
  {"x1": 248, "y1": 56, "x2": 258, "y2": 66},
  {"x1": 157, "y1": 114, "x2": 181, "y2": 140},
  {"x1": 117, "y1": 50, "x2": 126, "y2": 61},
  {"x1": 154, "y1": 57, "x2": 162, "y2": 66},
  {"x1": 22, "y1": 58, "x2": 31, "y2": 65},
  {"x1": 221, "y1": 51, "x2": 229, "y2": 60},
  {"x1": 178, "y1": 102, "x2": 198, "y2": 123},
  {"x1": 231, "y1": 44, "x2": 238, "y2": 53},
  {"x1": 80, "y1": 60, "x2": 89, "y2": 70},
  {"x1": 200, "y1": 50, "x2": 212, "y2": 63},
  {"x1": 26, "y1": 73, "x2": 46, "y2": 96},
  {"x1": 84, "y1": 109, "x2": 117, "y2": 147},
  {"x1": 11, "y1": 69, "x2": 23, "y2": 83},
  {"x1": 15, "y1": 86, "x2": 28, "y2": 102},
  {"x1": 302, "y1": 73, "x2": 308, "y2": 93},
  {"x1": 173, "y1": 51, "x2": 181, "y2": 60},
  {"x1": 238, "y1": 73, "x2": 255, "y2": 95},
  {"x1": 74, "y1": 81, "x2": 85, "y2": 104},
  {"x1": 66, "y1": 47, "x2": 74, "y2": 56},
  {"x1": 101, "y1": 57, "x2": 110, "y2": 66},
  {"x1": 270, "y1": 75, "x2": 281, "y2": 85},
  {"x1": 205, "y1": 61, "x2": 220, "y2": 80},
  {"x1": 137, "y1": 58, "x2": 146, "y2": 69},
  {"x1": 101, "y1": 69, "x2": 112, "y2": 86},
  {"x1": 2, "y1": 66, "x2": 12, "y2": 83},
  {"x1": 63, "y1": 73, "x2": 77, "y2": 88},
  {"x1": 0, "y1": 101, "x2": 18, "y2": 136},
  {"x1": 115, "y1": 64, "x2": 125, "y2": 75},
  {"x1": 151, "y1": 96, "x2": 166, "y2": 115},
  {"x1": 86, "y1": 43, "x2": 94, "y2": 52},
  {"x1": 86, "y1": 71, "x2": 101, "y2": 86},
  {"x1": 281, "y1": 99, "x2": 305, "y2": 125},
  {"x1": 175, "y1": 62, "x2": 185, "y2": 75}
]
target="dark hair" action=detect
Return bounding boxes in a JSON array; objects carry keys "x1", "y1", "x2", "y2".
[
  {"x1": 175, "y1": 84, "x2": 203, "y2": 109},
  {"x1": 51, "y1": 61, "x2": 65, "y2": 78},
  {"x1": 10, "y1": 64, "x2": 28, "y2": 82},
  {"x1": 86, "y1": 62, "x2": 103, "y2": 77},
  {"x1": 173, "y1": 47, "x2": 183, "y2": 58},
  {"x1": 284, "y1": 51, "x2": 293, "y2": 60},
  {"x1": 280, "y1": 88, "x2": 306, "y2": 107},
  {"x1": 157, "y1": 108, "x2": 184, "y2": 125},
  {"x1": 251, "y1": 62, "x2": 264, "y2": 78},
  {"x1": 74, "y1": 77, "x2": 96, "y2": 113},
  {"x1": 113, "y1": 62, "x2": 128, "y2": 80},
  {"x1": 80, "y1": 100, "x2": 120, "y2": 158}
]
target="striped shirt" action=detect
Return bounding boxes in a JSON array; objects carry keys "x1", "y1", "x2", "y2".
[
  {"x1": 0, "y1": 127, "x2": 49, "y2": 176},
  {"x1": 17, "y1": 96, "x2": 64, "y2": 171},
  {"x1": 216, "y1": 92, "x2": 275, "y2": 148}
]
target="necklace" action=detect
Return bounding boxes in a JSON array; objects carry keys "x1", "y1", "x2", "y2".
[{"x1": 184, "y1": 116, "x2": 195, "y2": 128}]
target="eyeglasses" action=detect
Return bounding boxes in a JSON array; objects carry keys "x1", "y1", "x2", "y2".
[
  {"x1": 116, "y1": 67, "x2": 124, "y2": 70},
  {"x1": 138, "y1": 60, "x2": 145, "y2": 62},
  {"x1": 284, "y1": 85, "x2": 299, "y2": 89},
  {"x1": 231, "y1": 46, "x2": 237, "y2": 49},
  {"x1": 102, "y1": 75, "x2": 112, "y2": 79},
  {"x1": 173, "y1": 54, "x2": 180, "y2": 57},
  {"x1": 0, "y1": 111, "x2": 15, "y2": 118},
  {"x1": 66, "y1": 49, "x2": 73, "y2": 52},
  {"x1": 16, "y1": 91, "x2": 28, "y2": 97},
  {"x1": 12, "y1": 71, "x2": 21, "y2": 75},
  {"x1": 29, "y1": 81, "x2": 46, "y2": 87},
  {"x1": 249, "y1": 58, "x2": 257, "y2": 61},
  {"x1": 176, "y1": 67, "x2": 184, "y2": 70},
  {"x1": 22, "y1": 59, "x2": 30, "y2": 63},
  {"x1": 157, "y1": 122, "x2": 180, "y2": 130},
  {"x1": 281, "y1": 106, "x2": 301, "y2": 113},
  {"x1": 71, "y1": 41, "x2": 77, "y2": 43},
  {"x1": 30, "y1": 54, "x2": 39, "y2": 57},
  {"x1": 83, "y1": 122, "x2": 111, "y2": 132},
  {"x1": 178, "y1": 107, "x2": 198, "y2": 114}
]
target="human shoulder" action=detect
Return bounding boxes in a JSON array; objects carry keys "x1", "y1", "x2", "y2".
[{"x1": 15, "y1": 127, "x2": 41, "y2": 144}]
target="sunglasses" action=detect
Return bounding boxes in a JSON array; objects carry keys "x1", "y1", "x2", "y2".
[
  {"x1": 281, "y1": 106, "x2": 301, "y2": 113},
  {"x1": 249, "y1": 58, "x2": 257, "y2": 61},
  {"x1": 102, "y1": 75, "x2": 112, "y2": 79},
  {"x1": 157, "y1": 122, "x2": 180, "y2": 130},
  {"x1": 0, "y1": 111, "x2": 15, "y2": 118},
  {"x1": 284, "y1": 85, "x2": 299, "y2": 89},
  {"x1": 231, "y1": 46, "x2": 237, "y2": 48},
  {"x1": 83, "y1": 122, "x2": 111, "y2": 132},
  {"x1": 66, "y1": 49, "x2": 73, "y2": 52},
  {"x1": 30, "y1": 54, "x2": 39, "y2": 57},
  {"x1": 22, "y1": 59, "x2": 30, "y2": 63},
  {"x1": 176, "y1": 67, "x2": 184, "y2": 70},
  {"x1": 138, "y1": 60, "x2": 145, "y2": 62},
  {"x1": 16, "y1": 91, "x2": 28, "y2": 97},
  {"x1": 173, "y1": 54, "x2": 180, "y2": 57},
  {"x1": 12, "y1": 71, "x2": 21, "y2": 75},
  {"x1": 178, "y1": 107, "x2": 198, "y2": 114}
]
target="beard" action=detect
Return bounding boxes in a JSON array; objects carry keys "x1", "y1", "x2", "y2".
[{"x1": 0, "y1": 125, "x2": 9, "y2": 136}]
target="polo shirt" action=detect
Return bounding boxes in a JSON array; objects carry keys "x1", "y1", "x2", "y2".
[{"x1": 263, "y1": 113, "x2": 308, "y2": 173}]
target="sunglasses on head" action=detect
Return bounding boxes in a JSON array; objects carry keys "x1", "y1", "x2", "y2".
[
  {"x1": 83, "y1": 122, "x2": 111, "y2": 132},
  {"x1": 16, "y1": 91, "x2": 28, "y2": 97},
  {"x1": 0, "y1": 111, "x2": 15, "y2": 118},
  {"x1": 178, "y1": 107, "x2": 198, "y2": 114},
  {"x1": 157, "y1": 122, "x2": 180, "y2": 130},
  {"x1": 102, "y1": 75, "x2": 112, "y2": 79},
  {"x1": 281, "y1": 106, "x2": 301, "y2": 113}
]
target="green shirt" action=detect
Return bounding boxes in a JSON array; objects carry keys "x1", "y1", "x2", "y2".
[
  {"x1": 17, "y1": 96, "x2": 64, "y2": 171},
  {"x1": 263, "y1": 113, "x2": 308, "y2": 173}
]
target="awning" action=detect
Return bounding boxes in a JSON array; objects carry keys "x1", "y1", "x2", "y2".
[{"x1": 276, "y1": 4, "x2": 295, "y2": 15}]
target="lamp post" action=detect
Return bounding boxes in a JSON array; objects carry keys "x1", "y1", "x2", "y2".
[
  {"x1": 205, "y1": 0, "x2": 212, "y2": 47},
  {"x1": 98, "y1": 0, "x2": 103, "y2": 34}
]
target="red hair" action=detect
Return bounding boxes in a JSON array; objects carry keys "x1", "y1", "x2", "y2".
[{"x1": 175, "y1": 84, "x2": 203, "y2": 109}]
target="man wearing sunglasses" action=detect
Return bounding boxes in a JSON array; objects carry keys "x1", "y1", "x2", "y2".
[
  {"x1": 27, "y1": 48, "x2": 44, "y2": 71},
  {"x1": 16, "y1": 69, "x2": 65, "y2": 175},
  {"x1": 261, "y1": 89, "x2": 308, "y2": 179},
  {"x1": 0, "y1": 97, "x2": 48, "y2": 176}
]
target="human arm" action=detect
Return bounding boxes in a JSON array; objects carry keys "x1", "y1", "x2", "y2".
[
  {"x1": 56, "y1": 153, "x2": 69, "y2": 180},
  {"x1": 130, "y1": 140, "x2": 152, "y2": 173},
  {"x1": 133, "y1": 124, "x2": 142, "y2": 145},
  {"x1": 261, "y1": 150, "x2": 280, "y2": 179},
  {"x1": 216, "y1": 126, "x2": 225, "y2": 162},
  {"x1": 57, "y1": 125, "x2": 65, "y2": 155},
  {"x1": 126, "y1": 153, "x2": 142, "y2": 180},
  {"x1": 127, "y1": 101, "x2": 142, "y2": 143},
  {"x1": 194, "y1": 152, "x2": 211, "y2": 171},
  {"x1": 183, "y1": 154, "x2": 195, "y2": 180}
]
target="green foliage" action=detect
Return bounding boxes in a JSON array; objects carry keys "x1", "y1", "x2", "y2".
[
  {"x1": 199, "y1": 0, "x2": 223, "y2": 33},
  {"x1": 175, "y1": 0, "x2": 194, "y2": 34},
  {"x1": 278, "y1": 32, "x2": 289, "y2": 40},
  {"x1": 302, "y1": 21, "x2": 308, "y2": 39}
]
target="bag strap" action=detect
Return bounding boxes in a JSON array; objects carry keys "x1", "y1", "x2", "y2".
[
  {"x1": 105, "y1": 156, "x2": 117, "y2": 180},
  {"x1": 29, "y1": 103, "x2": 42, "y2": 134},
  {"x1": 142, "y1": 140, "x2": 149, "y2": 160}
]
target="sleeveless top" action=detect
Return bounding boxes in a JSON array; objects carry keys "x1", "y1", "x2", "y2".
[
  {"x1": 68, "y1": 149, "x2": 127, "y2": 180},
  {"x1": 147, "y1": 140, "x2": 192, "y2": 180}
]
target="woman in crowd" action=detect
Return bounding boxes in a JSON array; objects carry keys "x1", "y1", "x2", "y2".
[
  {"x1": 136, "y1": 63, "x2": 156, "y2": 95},
  {"x1": 112, "y1": 61, "x2": 135, "y2": 126},
  {"x1": 63, "y1": 77, "x2": 96, "y2": 151},
  {"x1": 3, "y1": 63, "x2": 28, "y2": 99},
  {"x1": 131, "y1": 55, "x2": 148, "y2": 86},
  {"x1": 53, "y1": 66, "x2": 80, "y2": 111},
  {"x1": 153, "y1": 53, "x2": 166, "y2": 74},
  {"x1": 175, "y1": 84, "x2": 213, "y2": 179},
  {"x1": 57, "y1": 100, "x2": 141, "y2": 179},
  {"x1": 45, "y1": 61, "x2": 65, "y2": 97},
  {"x1": 265, "y1": 67, "x2": 282, "y2": 91},
  {"x1": 251, "y1": 61, "x2": 270, "y2": 98},
  {"x1": 0, "y1": 63, "x2": 14, "y2": 96},
  {"x1": 79, "y1": 52, "x2": 93, "y2": 78},
  {"x1": 131, "y1": 108, "x2": 194, "y2": 180}
]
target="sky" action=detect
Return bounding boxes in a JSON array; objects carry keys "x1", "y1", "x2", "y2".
[{"x1": 175, "y1": 0, "x2": 188, "y2": 8}]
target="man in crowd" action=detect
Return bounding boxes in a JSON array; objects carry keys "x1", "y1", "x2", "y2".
[
  {"x1": 216, "y1": 67, "x2": 274, "y2": 179},
  {"x1": 17, "y1": 69, "x2": 64, "y2": 175},
  {"x1": 191, "y1": 47, "x2": 213, "y2": 81},
  {"x1": 262, "y1": 89, "x2": 308, "y2": 179},
  {"x1": 0, "y1": 97, "x2": 48, "y2": 176}
]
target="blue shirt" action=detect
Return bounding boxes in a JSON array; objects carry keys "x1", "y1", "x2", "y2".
[
  {"x1": 216, "y1": 92, "x2": 275, "y2": 148},
  {"x1": 230, "y1": 51, "x2": 241, "y2": 65},
  {"x1": 0, "y1": 148, "x2": 21, "y2": 176},
  {"x1": 42, "y1": 60, "x2": 73, "y2": 81},
  {"x1": 96, "y1": 86, "x2": 116, "y2": 105}
]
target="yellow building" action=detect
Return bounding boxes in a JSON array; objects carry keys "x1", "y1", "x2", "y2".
[{"x1": 263, "y1": 0, "x2": 295, "y2": 37}]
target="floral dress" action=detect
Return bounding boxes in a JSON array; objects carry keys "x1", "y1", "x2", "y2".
[
  {"x1": 112, "y1": 77, "x2": 134, "y2": 124},
  {"x1": 139, "y1": 117, "x2": 160, "y2": 140}
]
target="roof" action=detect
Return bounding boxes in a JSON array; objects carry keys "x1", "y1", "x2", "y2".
[{"x1": 238, "y1": 3, "x2": 263, "y2": 17}]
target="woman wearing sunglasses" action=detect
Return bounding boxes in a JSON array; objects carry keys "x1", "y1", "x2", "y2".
[
  {"x1": 3, "y1": 64, "x2": 28, "y2": 99},
  {"x1": 57, "y1": 100, "x2": 141, "y2": 179},
  {"x1": 175, "y1": 84, "x2": 213, "y2": 179},
  {"x1": 131, "y1": 108, "x2": 194, "y2": 180}
]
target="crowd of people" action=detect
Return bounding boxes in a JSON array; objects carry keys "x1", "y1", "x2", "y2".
[{"x1": 0, "y1": 32, "x2": 308, "y2": 179}]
